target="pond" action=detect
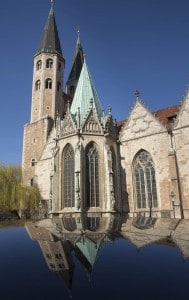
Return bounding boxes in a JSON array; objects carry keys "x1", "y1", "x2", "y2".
[{"x1": 0, "y1": 214, "x2": 189, "y2": 300}]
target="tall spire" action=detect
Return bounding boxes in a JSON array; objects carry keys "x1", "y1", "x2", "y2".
[
  {"x1": 66, "y1": 28, "x2": 84, "y2": 96},
  {"x1": 70, "y1": 56, "x2": 103, "y2": 124},
  {"x1": 35, "y1": 4, "x2": 62, "y2": 56}
]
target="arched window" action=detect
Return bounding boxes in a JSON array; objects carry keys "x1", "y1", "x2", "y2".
[
  {"x1": 35, "y1": 80, "x2": 41, "y2": 91},
  {"x1": 86, "y1": 142, "x2": 100, "y2": 208},
  {"x1": 46, "y1": 58, "x2": 53, "y2": 68},
  {"x1": 45, "y1": 78, "x2": 52, "y2": 89},
  {"x1": 36, "y1": 60, "x2": 42, "y2": 70},
  {"x1": 86, "y1": 217, "x2": 100, "y2": 231},
  {"x1": 63, "y1": 217, "x2": 77, "y2": 231},
  {"x1": 63, "y1": 144, "x2": 75, "y2": 208},
  {"x1": 133, "y1": 150, "x2": 158, "y2": 209}
]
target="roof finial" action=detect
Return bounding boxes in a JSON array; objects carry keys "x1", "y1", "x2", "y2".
[
  {"x1": 50, "y1": 0, "x2": 54, "y2": 9},
  {"x1": 77, "y1": 26, "x2": 80, "y2": 44},
  {"x1": 134, "y1": 89, "x2": 140, "y2": 100}
]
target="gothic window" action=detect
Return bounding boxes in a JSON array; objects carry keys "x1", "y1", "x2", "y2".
[
  {"x1": 63, "y1": 217, "x2": 77, "y2": 231},
  {"x1": 110, "y1": 146, "x2": 116, "y2": 196},
  {"x1": 57, "y1": 82, "x2": 61, "y2": 92},
  {"x1": 86, "y1": 142, "x2": 100, "y2": 208},
  {"x1": 46, "y1": 58, "x2": 53, "y2": 68},
  {"x1": 133, "y1": 150, "x2": 158, "y2": 209},
  {"x1": 36, "y1": 60, "x2": 42, "y2": 70},
  {"x1": 63, "y1": 144, "x2": 75, "y2": 208},
  {"x1": 87, "y1": 217, "x2": 100, "y2": 231},
  {"x1": 35, "y1": 80, "x2": 41, "y2": 91},
  {"x1": 45, "y1": 78, "x2": 52, "y2": 89}
]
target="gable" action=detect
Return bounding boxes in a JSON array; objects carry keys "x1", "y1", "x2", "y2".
[
  {"x1": 60, "y1": 111, "x2": 77, "y2": 137},
  {"x1": 120, "y1": 101, "x2": 165, "y2": 141},
  {"x1": 82, "y1": 109, "x2": 103, "y2": 134},
  {"x1": 175, "y1": 93, "x2": 189, "y2": 128}
]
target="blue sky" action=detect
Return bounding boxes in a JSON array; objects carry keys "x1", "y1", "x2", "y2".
[{"x1": 1, "y1": 0, "x2": 189, "y2": 164}]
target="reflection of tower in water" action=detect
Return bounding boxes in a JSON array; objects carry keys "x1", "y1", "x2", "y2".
[{"x1": 25, "y1": 213, "x2": 122, "y2": 292}]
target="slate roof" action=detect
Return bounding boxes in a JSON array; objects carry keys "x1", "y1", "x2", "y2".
[
  {"x1": 36, "y1": 7, "x2": 62, "y2": 56},
  {"x1": 67, "y1": 34, "x2": 84, "y2": 83}
]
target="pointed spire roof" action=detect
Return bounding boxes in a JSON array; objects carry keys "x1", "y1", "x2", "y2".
[
  {"x1": 70, "y1": 57, "x2": 103, "y2": 124},
  {"x1": 75, "y1": 235, "x2": 106, "y2": 268},
  {"x1": 36, "y1": 7, "x2": 62, "y2": 56},
  {"x1": 67, "y1": 28, "x2": 84, "y2": 83}
]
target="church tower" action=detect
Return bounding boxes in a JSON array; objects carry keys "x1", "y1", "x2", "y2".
[
  {"x1": 22, "y1": 4, "x2": 65, "y2": 185},
  {"x1": 22, "y1": 3, "x2": 122, "y2": 214},
  {"x1": 31, "y1": 6, "x2": 65, "y2": 122}
]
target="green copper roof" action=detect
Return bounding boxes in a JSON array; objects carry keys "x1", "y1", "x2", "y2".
[
  {"x1": 70, "y1": 58, "x2": 103, "y2": 124},
  {"x1": 67, "y1": 33, "x2": 84, "y2": 83},
  {"x1": 36, "y1": 8, "x2": 62, "y2": 56},
  {"x1": 76, "y1": 236, "x2": 105, "y2": 267}
]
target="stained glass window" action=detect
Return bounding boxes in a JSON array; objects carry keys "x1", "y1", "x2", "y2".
[
  {"x1": 63, "y1": 144, "x2": 75, "y2": 208},
  {"x1": 133, "y1": 150, "x2": 158, "y2": 209},
  {"x1": 86, "y1": 143, "x2": 100, "y2": 208}
]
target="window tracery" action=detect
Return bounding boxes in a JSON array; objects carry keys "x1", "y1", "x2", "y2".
[
  {"x1": 133, "y1": 150, "x2": 158, "y2": 209},
  {"x1": 63, "y1": 144, "x2": 75, "y2": 208},
  {"x1": 86, "y1": 143, "x2": 100, "y2": 208}
]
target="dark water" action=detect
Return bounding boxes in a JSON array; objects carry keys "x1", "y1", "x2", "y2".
[{"x1": 0, "y1": 216, "x2": 189, "y2": 300}]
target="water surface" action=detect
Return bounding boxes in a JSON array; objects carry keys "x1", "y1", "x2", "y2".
[{"x1": 0, "y1": 216, "x2": 189, "y2": 300}]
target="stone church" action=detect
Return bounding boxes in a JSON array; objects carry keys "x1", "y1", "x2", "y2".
[{"x1": 22, "y1": 5, "x2": 189, "y2": 219}]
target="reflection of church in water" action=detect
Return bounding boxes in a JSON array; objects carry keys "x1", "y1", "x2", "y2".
[
  {"x1": 22, "y1": 4, "x2": 189, "y2": 219},
  {"x1": 26, "y1": 213, "x2": 189, "y2": 292}
]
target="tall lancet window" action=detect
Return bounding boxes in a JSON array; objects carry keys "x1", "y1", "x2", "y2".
[
  {"x1": 86, "y1": 142, "x2": 100, "y2": 208},
  {"x1": 63, "y1": 144, "x2": 75, "y2": 208},
  {"x1": 133, "y1": 150, "x2": 158, "y2": 209}
]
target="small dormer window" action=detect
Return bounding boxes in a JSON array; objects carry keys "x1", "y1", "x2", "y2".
[
  {"x1": 45, "y1": 78, "x2": 52, "y2": 89},
  {"x1": 46, "y1": 58, "x2": 53, "y2": 68},
  {"x1": 168, "y1": 115, "x2": 176, "y2": 124},
  {"x1": 36, "y1": 60, "x2": 42, "y2": 70}
]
